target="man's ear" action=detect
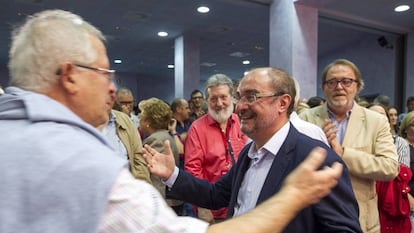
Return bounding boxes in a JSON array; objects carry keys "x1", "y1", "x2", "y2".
[
  {"x1": 58, "y1": 63, "x2": 78, "y2": 94},
  {"x1": 278, "y1": 94, "x2": 292, "y2": 113}
]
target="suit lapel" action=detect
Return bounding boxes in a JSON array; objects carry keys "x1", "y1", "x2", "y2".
[
  {"x1": 316, "y1": 104, "x2": 330, "y2": 126},
  {"x1": 227, "y1": 143, "x2": 253, "y2": 217},
  {"x1": 256, "y1": 127, "x2": 297, "y2": 204},
  {"x1": 342, "y1": 104, "x2": 365, "y2": 146}
]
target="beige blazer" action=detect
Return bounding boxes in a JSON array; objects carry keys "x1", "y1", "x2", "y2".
[
  {"x1": 113, "y1": 110, "x2": 151, "y2": 184},
  {"x1": 300, "y1": 103, "x2": 398, "y2": 233}
]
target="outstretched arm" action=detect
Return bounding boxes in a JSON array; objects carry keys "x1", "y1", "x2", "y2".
[
  {"x1": 143, "y1": 143, "x2": 343, "y2": 233},
  {"x1": 207, "y1": 147, "x2": 343, "y2": 233}
]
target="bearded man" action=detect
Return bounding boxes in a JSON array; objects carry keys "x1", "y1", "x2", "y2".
[{"x1": 184, "y1": 74, "x2": 248, "y2": 222}]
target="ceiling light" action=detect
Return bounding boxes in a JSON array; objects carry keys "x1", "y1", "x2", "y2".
[
  {"x1": 197, "y1": 6, "x2": 210, "y2": 13},
  {"x1": 395, "y1": 5, "x2": 410, "y2": 12},
  {"x1": 157, "y1": 31, "x2": 168, "y2": 37},
  {"x1": 244, "y1": 71, "x2": 249, "y2": 76},
  {"x1": 242, "y1": 60, "x2": 250, "y2": 65},
  {"x1": 167, "y1": 64, "x2": 174, "y2": 69},
  {"x1": 114, "y1": 59, "x2": 122, "y2": 64}
]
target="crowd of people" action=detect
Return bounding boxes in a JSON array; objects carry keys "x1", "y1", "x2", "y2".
[{"x1": 1, "y1": 9, "x2": 414, "y2": 233}]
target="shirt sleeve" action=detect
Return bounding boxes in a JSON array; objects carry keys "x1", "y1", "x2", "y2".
[
  {"x1": 163, "y1": 166, "x2": 180, "y2": 188},
  {"x1": 98, "y1": 168, "x2": 208, "y2": 233}
]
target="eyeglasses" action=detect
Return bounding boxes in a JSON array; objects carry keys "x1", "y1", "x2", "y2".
[
  {"x1": 323, "y1": 78, "x2": 357, "y2": 89},
  {"x1": 55, "y1": 64, "x2": 116, "y2": 82},
  {"x1": 74, "y1": 64, "x2": 115, "y2": 82},
  {"x1": 233, "y1": 92, "x2": 284, "y2": 104},
  {"x1": 118, "y1": 100, "x2": 133, "y2": 105}
]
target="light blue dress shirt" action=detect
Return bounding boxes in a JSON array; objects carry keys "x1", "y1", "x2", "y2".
[
  {"x1": 101, "y1": 111, "x2": 128, "y2": 160},
  {"x1": 327, "y1": 104, "x2": 354, "y2": 144},
  {"x1": 233, "y1": 122, "x2": 291, "y2": 216}
]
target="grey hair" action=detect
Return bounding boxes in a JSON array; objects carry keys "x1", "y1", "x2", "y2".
[
  {"x1": 116, "y1": 87, "x2": 134, "y2": 97},
  {"x1": 267, "y1": 68, "x2": 296, "y2": 115},
  {"x1": 8, "y1": 9, "x2": 105, "y2": 92},
  {"x1": 204, "y1": 74, "x2": 233, "y2": 99},
  {"x1": 292, "y1": 77, "x2": 300, "y2": 110}
]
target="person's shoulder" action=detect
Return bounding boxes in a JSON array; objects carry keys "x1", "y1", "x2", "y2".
[
  {"x1": 113, "y1": 110, "x2": 136, "y2": 128},
  {"x1": 299, "y1": 104, "x2": 324, "y2": 117},
  {"x1": 188, "y1": 113, "x2": 212, "y2": 129},
  {"x1": 359, "y1": 105, "x2": 387, "y2": 121},
  {"x1": 149, "y1": 130, "x2": 171, "y2": 140},
  {"x1": 296, "y1": 133, "x2": 341, "y2": 163},
  {"x1": 112, "y1": 109, "x2": 130, "y2": 120}
]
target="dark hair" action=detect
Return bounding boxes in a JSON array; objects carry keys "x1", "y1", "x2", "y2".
[
  {"x1": 373, "y1": 94, "x2": 390, "y2": 107},
  {"x1": 307, "y1": 96, "x2": 325, "y2": 108},
  {"x1": 407, "y1": 96, "x2": 414, "y2": 106},
  {"x1": 170, "y1": 98, "x2": 184, "y2": 113},
  {"x1": 190, "y1": 89, "x2": 203, "y2": 99}
]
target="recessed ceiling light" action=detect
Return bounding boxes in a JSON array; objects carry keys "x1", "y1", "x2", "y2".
[
  {"x1": 157, "y1": 31, "x2": 168, "y2": 37},
  {"x1": 114, "y1": 59, "x2": 122, "y2": 64},
  {"x1": 167, "y1": 64, "x2": 174, "y2": 69},
  {"x1": 395, "y1": 4, "x2": 410, "y2": 12},
  {"x1": 242, "y1": 60, "x2": 250, "y2": 65},
  {"x1": 197, "y1": 6, "x2": 210, "y2": 13}
]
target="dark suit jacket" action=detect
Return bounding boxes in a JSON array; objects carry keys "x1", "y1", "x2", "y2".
[{"x1": 168, "y1": 125, "x2": 362, "y2": 232}]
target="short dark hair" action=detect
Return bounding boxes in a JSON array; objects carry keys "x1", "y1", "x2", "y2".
[
  {"x1": 407, "y1": 96, "x2": 414, "y2": 106},
  {"x1": 307, "y1": 96, "x2": 325, "y2": 108},
  {"x1": 190, "y1": 89, "x2": 203, "y2": 98},
  {"x1": 171, "y1": 98, "x2": 184, "y2": 113}
]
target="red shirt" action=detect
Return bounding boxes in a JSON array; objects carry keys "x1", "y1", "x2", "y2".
[{"x1": 184, "y1": 113, "x2": 248, "y2": 219}]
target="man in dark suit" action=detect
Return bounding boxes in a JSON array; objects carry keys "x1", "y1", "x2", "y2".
[{"x1": 143, "y1": 67, "x2": 362, "y2": 232}]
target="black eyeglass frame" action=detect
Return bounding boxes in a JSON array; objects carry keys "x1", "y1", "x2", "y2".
[{"x1": 323, "y1": 78, "x2": 358, "y2": 89}]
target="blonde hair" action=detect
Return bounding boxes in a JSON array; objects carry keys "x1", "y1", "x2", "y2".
[
  {"x1": 139, "y1": 98, "x2": 172, "y2": 130},
  {"x1": 398, "y1": 111, "x2": 414, "y2": 139}
]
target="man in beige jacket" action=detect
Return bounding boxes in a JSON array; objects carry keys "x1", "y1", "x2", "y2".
[
  {"x1": 300, "y1": 59, "x2": 398, "y2": 233},
  {"x1": 98, "y1": 94, "x2": 151, "y2": 183}
]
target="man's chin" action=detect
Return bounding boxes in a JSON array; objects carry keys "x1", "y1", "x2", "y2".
[{"x1": 241, "y1": 125, "x2": 254, "y2": 136}]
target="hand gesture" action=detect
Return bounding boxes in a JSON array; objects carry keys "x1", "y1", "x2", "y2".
[
  {"x1": 121, "y1": 104, "x2": 130, "y2": 115},
  {"x1": 142, "y1": 140, "x2": 176, "y2": 179},
  {"x1": 322, "y1": 119, "x2": 343, "y2": 156},
  {"x1": 168, "y1": 118, "x2": 177, "y2": 134}
]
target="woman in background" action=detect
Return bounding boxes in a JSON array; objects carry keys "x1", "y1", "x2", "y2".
[
  {"x1": 399, "y1": 111, "x2": 414, "y2": 233},
  {"x1": 388, "y1": 106, "x2": 400, "y2": 136},
  {"x1": 368, "y1": 103, "x2": 411, "y2": 233},
  {"x1": 138, "y1": 97, "x2": 183, "y2": 215}
]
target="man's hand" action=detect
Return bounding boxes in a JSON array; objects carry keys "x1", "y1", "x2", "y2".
[
  {"x1": 322, "y1": 119, "x2": 343, "y2": 156},
  {"x1": 121, "y1": 104, "x2": 130, "y2": 115},
  {"x1": 142, "y1": 140, "x2": 176, "y2": 179},
  {"x1": 281, "y1": 147, "x2": 343, "y2": 208},
  {"x1": 168, "y1": 118, "x2": 177, "y2": 134}
]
